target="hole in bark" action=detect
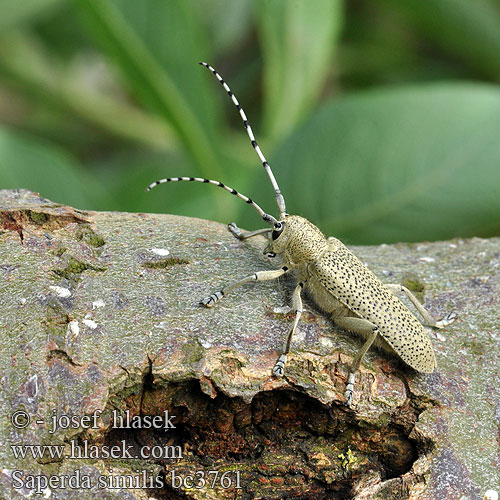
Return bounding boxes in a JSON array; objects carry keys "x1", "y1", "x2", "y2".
[{"x1": 98, "y1": 380, "x2": 419, "y2": 499}]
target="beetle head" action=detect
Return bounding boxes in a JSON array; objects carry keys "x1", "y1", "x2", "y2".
[{"x1": 264, "y1": 215, "x2": 327, "y2": 263}]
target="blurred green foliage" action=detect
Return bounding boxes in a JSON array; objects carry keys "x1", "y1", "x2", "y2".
[{"x1": 0, "y1": 0, "x2": 499, "y2": 244}]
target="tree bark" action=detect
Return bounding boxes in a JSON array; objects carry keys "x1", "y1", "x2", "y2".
[{"x1": 0, "y1": 189, "x2": 498, "y2": 500}]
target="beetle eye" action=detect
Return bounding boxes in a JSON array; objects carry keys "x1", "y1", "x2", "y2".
[{"x1": 271, "y1": 221, "x2": 285, "y2": 240}]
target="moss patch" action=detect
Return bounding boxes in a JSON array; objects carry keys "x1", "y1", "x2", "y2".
[
  {"x1": 402, "y1": 275, "x2": 425, "y2": 301},
  {"x1": 29, "y1": 210, "x2": 49, "y2": 225},
  {"x1": 52, "y1": 256, "x2": 106, "y2": 282},
  {"x1": 52, "y1": 244, "x2": 67, "y2": 257},
  {"x1": 76, "y1": 225, "x2": 105, "y2": 247},
  {"x1": 461, "y1": 339, "x2": 486, "y2": 357},
  {"x1": 43, "y1": 302, "x2": 70, "y2": 349},
  {"x1": 143, "y1": 257, "x2": 190, "y2": 268}
]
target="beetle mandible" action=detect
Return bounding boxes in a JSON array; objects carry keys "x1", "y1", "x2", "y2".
[{"x1": 147, "y1": 62, "x2": 456, "y2": 406}]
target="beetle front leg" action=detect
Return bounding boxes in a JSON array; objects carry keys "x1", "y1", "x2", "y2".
[
  {"x1": 200, "y1": 267, "x2": 288, "y2": 307},
  {"x1": 227, "y1": 222, "x2": 271, "y2": 241},
  {"x1": 273, "y1": 282, "x2": 304, "y2": 378},
  {"x1": 334, "y1": 317, "x2": 379, "y2": 407},
  {"x1": 385, "y1": 284, "x2": 457, "y2": 328}
]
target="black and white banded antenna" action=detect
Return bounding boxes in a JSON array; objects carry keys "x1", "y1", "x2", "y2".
[
  {"x1": 146, "y1": 176, "x2": 279, "y2": 226},
  {"x1": 199, "y1": 61, "x2": 287, "y2": 218}
]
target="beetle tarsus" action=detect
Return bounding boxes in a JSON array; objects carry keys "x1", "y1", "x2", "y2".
[
  {"x1": 435, "y1": 311, "x2": 457, "y2": 328},
  {"x1": 344, "y1": 372, "x2": 356, "y2": 407},
  {"x1": 273, "y1": 354, "x2": 287, "y2": 377},
  {"x1": 228, "y1": 222, "x2": 243, "y2": 240}
]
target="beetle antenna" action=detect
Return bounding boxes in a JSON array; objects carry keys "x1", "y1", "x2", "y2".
[
  {"x1": 199, "y1": 61, "x2": 287, "y2": 218},
  {"x1": 146, "y1": 177, "x2": 278, "y2": 226}
]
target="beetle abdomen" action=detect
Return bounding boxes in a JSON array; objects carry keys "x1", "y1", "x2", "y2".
[{"x1": 311, "y1": 239, "x2": 436, "y2": 373}]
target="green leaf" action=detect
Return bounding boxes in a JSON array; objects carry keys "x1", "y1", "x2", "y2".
[
  {"x1": 92, "y1": 150, "x2": 217, "y2": 218},
  {"x1": 269, "y1": 83, "x2": 500, "y2": 244},
  {"x1": 202, "y1": 0, "x2": 253, "y2": 57},
  {"x1": 256, "y1": 0, "x2": 343, "y2": 141},
  {"x1": 0, "y1": 32, "x2": 175, "y2": 151},
  {"x1": 380, "y1": 0, "x2": 500, "y2": 80},
  {"x1": 75, "y1": 0, "x2": 223, "y2": 178},
  {"x1": 0, "y1": 0, "x2": 65, "y2": 33},
  {"x1": 0, "y1": 126, "x2": 106, "y2": 209}
]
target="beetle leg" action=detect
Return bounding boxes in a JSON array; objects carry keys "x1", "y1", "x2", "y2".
[
  {"x1": 333, "y1": 317, "x2": 379, "y2": 407},
  {"x1": 227, "y1": 222, "x2": 271, "y2": 241},
  {"x1": 200, "y1": 267, "x2": 288, "y2": 307},
  {"x1": 385, "y1": 284, "x2": 457, "y2": 328},
  {"x1": 273, "y1": 282, "x2": 304, "y2": 378}
]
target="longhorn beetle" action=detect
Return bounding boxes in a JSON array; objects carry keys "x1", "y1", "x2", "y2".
[{"x1": 147, "y1": 62, "x2": 456, "y2": 406}]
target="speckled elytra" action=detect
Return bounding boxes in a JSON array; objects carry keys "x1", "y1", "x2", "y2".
[{"x1": 147, "y1": 62, "x2": 457, "y2": 406}]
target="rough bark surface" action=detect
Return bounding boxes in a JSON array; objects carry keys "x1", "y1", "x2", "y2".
[{"x1": 0, "y1": 189, "x2": 498, "y2": 500}]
